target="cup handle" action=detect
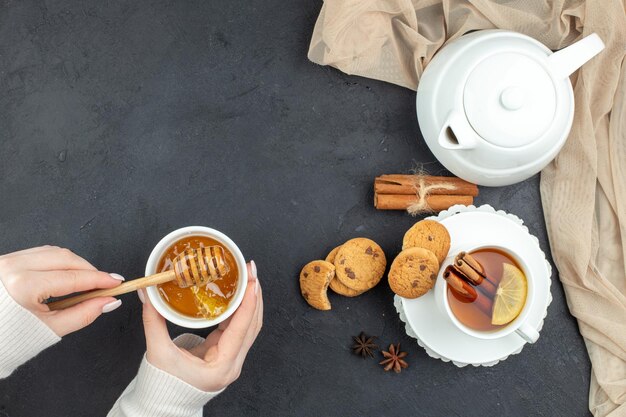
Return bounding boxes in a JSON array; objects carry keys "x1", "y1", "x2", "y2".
[{"x1": 516, "y1": 322, "x2": 539, "y2": 344}]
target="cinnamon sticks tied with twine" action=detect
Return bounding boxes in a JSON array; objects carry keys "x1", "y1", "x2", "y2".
[{"x1": 373, "y1": 174, "x2": 478, "y2": 215}]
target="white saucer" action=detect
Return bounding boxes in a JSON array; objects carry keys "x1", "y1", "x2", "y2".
[{"x1": 395, "y1": 204, "x2": 552, "y2": 367}]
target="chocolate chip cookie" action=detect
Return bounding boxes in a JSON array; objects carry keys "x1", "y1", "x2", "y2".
[
  {"x1": 402, "y1": 219, "x2": 451, "y2": 264},
  {"x1": 334, "y1": 238, "x2": 386, "y2": 292},
  {"x1": 325, "y1": 245, "x2": 364, "y2": 297},
  {"x1": 300, "y1": 260, "x2": 334, "y2": 310},
  {"x1": 388, "y1": 247, "x2": 439, "y2": 299}
]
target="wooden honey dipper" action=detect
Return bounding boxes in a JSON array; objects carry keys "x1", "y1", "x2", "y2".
[{"x1": 47, "y1": 246, "x2": 230, "y2": 311}]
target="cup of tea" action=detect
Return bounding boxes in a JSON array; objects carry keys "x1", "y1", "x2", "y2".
[
  {"x1": 434, "y1": 245, "x2": 539, "y2": 343},
  {"x1": 145, "y1": 226, "x2": 248, "y2": 328}
]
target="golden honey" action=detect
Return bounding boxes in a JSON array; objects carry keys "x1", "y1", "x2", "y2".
[{"x1": 157, "y1": 236, "x2": 239, "y2": 319}]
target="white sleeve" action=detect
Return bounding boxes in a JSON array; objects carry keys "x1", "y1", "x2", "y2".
[
  {"x1": 0, "y1": 280, "x2": 61, "y2": 378},
  {"x1": 108, "y1": 334, "x2": 224, "y2": 417}
]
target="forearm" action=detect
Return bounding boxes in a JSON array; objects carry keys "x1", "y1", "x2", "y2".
[
  {"x1": 108, "y1": 334, "x2": 223, "y2": 417},
  {"x1": 0, "y1": 281, "x2": 60, "y2": 378}
]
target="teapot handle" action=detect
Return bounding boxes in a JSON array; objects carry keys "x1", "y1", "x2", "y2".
[
  {"x1": 548, "y1": 33, "x2": 605, "y2": 79},
  {"x1": 438, "y1": 110, "x2": 480, "y2": 150}
]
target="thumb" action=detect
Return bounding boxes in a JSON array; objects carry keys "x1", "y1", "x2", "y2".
[
  {"x1": 46, "y1": 296, "x2": 119, "y2": 337},
  {"x1": 140, "y1": 290, "x2": 173, "y2": 355}
]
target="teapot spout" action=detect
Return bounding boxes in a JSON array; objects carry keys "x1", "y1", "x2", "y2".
[
  {"x1": 437, "y1": 111, "x2": 480, "y2": 150},
  {"x1": 548, "y1": 33, "x2": 605, "y2": 79}
]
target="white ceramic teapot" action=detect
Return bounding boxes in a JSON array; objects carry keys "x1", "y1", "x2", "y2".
[{"x1": 416, "y1": 30, "x2": 604, "y2": 186}]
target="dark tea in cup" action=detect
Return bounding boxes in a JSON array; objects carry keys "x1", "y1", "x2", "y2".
[{"x1": 445, "y1": 248, "x2": 528, "y2": 331}]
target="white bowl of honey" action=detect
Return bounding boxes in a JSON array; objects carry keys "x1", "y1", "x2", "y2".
[{"x1": 145, "y1": 226, "x2": 247, "y2": 328}]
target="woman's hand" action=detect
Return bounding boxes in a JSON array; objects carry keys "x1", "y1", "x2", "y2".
[
  {"x1": 0, "y1": 245, "x2": 125, "y2": 337},
  {"x1": 140, "y1": 261, "x2": 263, "y2": 392}
]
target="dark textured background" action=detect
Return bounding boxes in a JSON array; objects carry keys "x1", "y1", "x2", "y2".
[{"x1": 0, "y1": 1, "x2": 591, "y2": 416}]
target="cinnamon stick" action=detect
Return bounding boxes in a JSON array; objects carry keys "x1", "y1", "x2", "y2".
[
  {"x1": 375, "y1": 175, "x2": 479, "y2": 197},
  {"x1": 454, "y1": 258, "x2": 484, "y2": 286},
  {"x1": 444, "y1": 266, "x2": 477, "y2": 301},
  {"x1": 454, "y1": 252, "x2": 498, "y2": 295},
  {"x1": 458, "y1": 251, "x2": 483, "y2": 273},
  {"x1": 444, "y1": 266, "x2": 492, "y2": 317},
  {"x1": 374, "y1": 193, "x2": 474, "y2": 211}
]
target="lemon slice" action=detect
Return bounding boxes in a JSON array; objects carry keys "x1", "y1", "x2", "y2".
[{"x1": 491, "y1": 263, "x2": 527, "y2": 325}]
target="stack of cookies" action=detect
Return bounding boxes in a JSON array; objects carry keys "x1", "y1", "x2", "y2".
[
  {"x1": 300, "y1": 238, "x2": 387, "y2": 310},
  {"x1": 388, "y1": 220, "x2": 450, "y2": 299}
]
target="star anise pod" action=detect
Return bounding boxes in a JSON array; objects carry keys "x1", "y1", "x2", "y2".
[
  {"x1": 379, "y1": 343, "x2": 408, "y2": 373},
  {"x1": 352, "y1": 332, "x2": 377, "y2": 358}
]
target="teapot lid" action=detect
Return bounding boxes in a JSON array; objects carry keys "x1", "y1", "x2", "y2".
[{"x1": 463, "y1": 52, "x2": 556, "y2": 148}]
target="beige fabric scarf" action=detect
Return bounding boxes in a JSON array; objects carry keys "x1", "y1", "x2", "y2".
[{"x1": 308, "y1": 1, "x2": 626, "y2": 415}]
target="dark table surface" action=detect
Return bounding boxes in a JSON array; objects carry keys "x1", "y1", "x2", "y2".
[{"x1": 0, "y1": 1, "x2": 592, "y2": 416}]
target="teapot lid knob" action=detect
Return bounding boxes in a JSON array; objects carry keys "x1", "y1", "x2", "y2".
[{"x1": 500, "y1": 87, "x2": 525, "y2": 111}]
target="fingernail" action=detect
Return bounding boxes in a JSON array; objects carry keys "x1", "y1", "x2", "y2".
[
  {"x1": 109, "y1": 273, "x2": 125, "y2": 281},
  {"x1": 102, "y1": 299, "x2": 122, "y2": 313},
  {"x1": 137, "y1": 289, "x2": 145, "y2": 304},
  {"x1": 250, "y1": 260, "x2": 257, "y2": 279},
  {"x1": 254, "y1": 278, "x2": 259, "y2": 295}
]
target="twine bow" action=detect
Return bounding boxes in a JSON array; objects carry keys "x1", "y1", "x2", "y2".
[{"x1": 407, "y1": 176, "x2": 457, "y2": 216}]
